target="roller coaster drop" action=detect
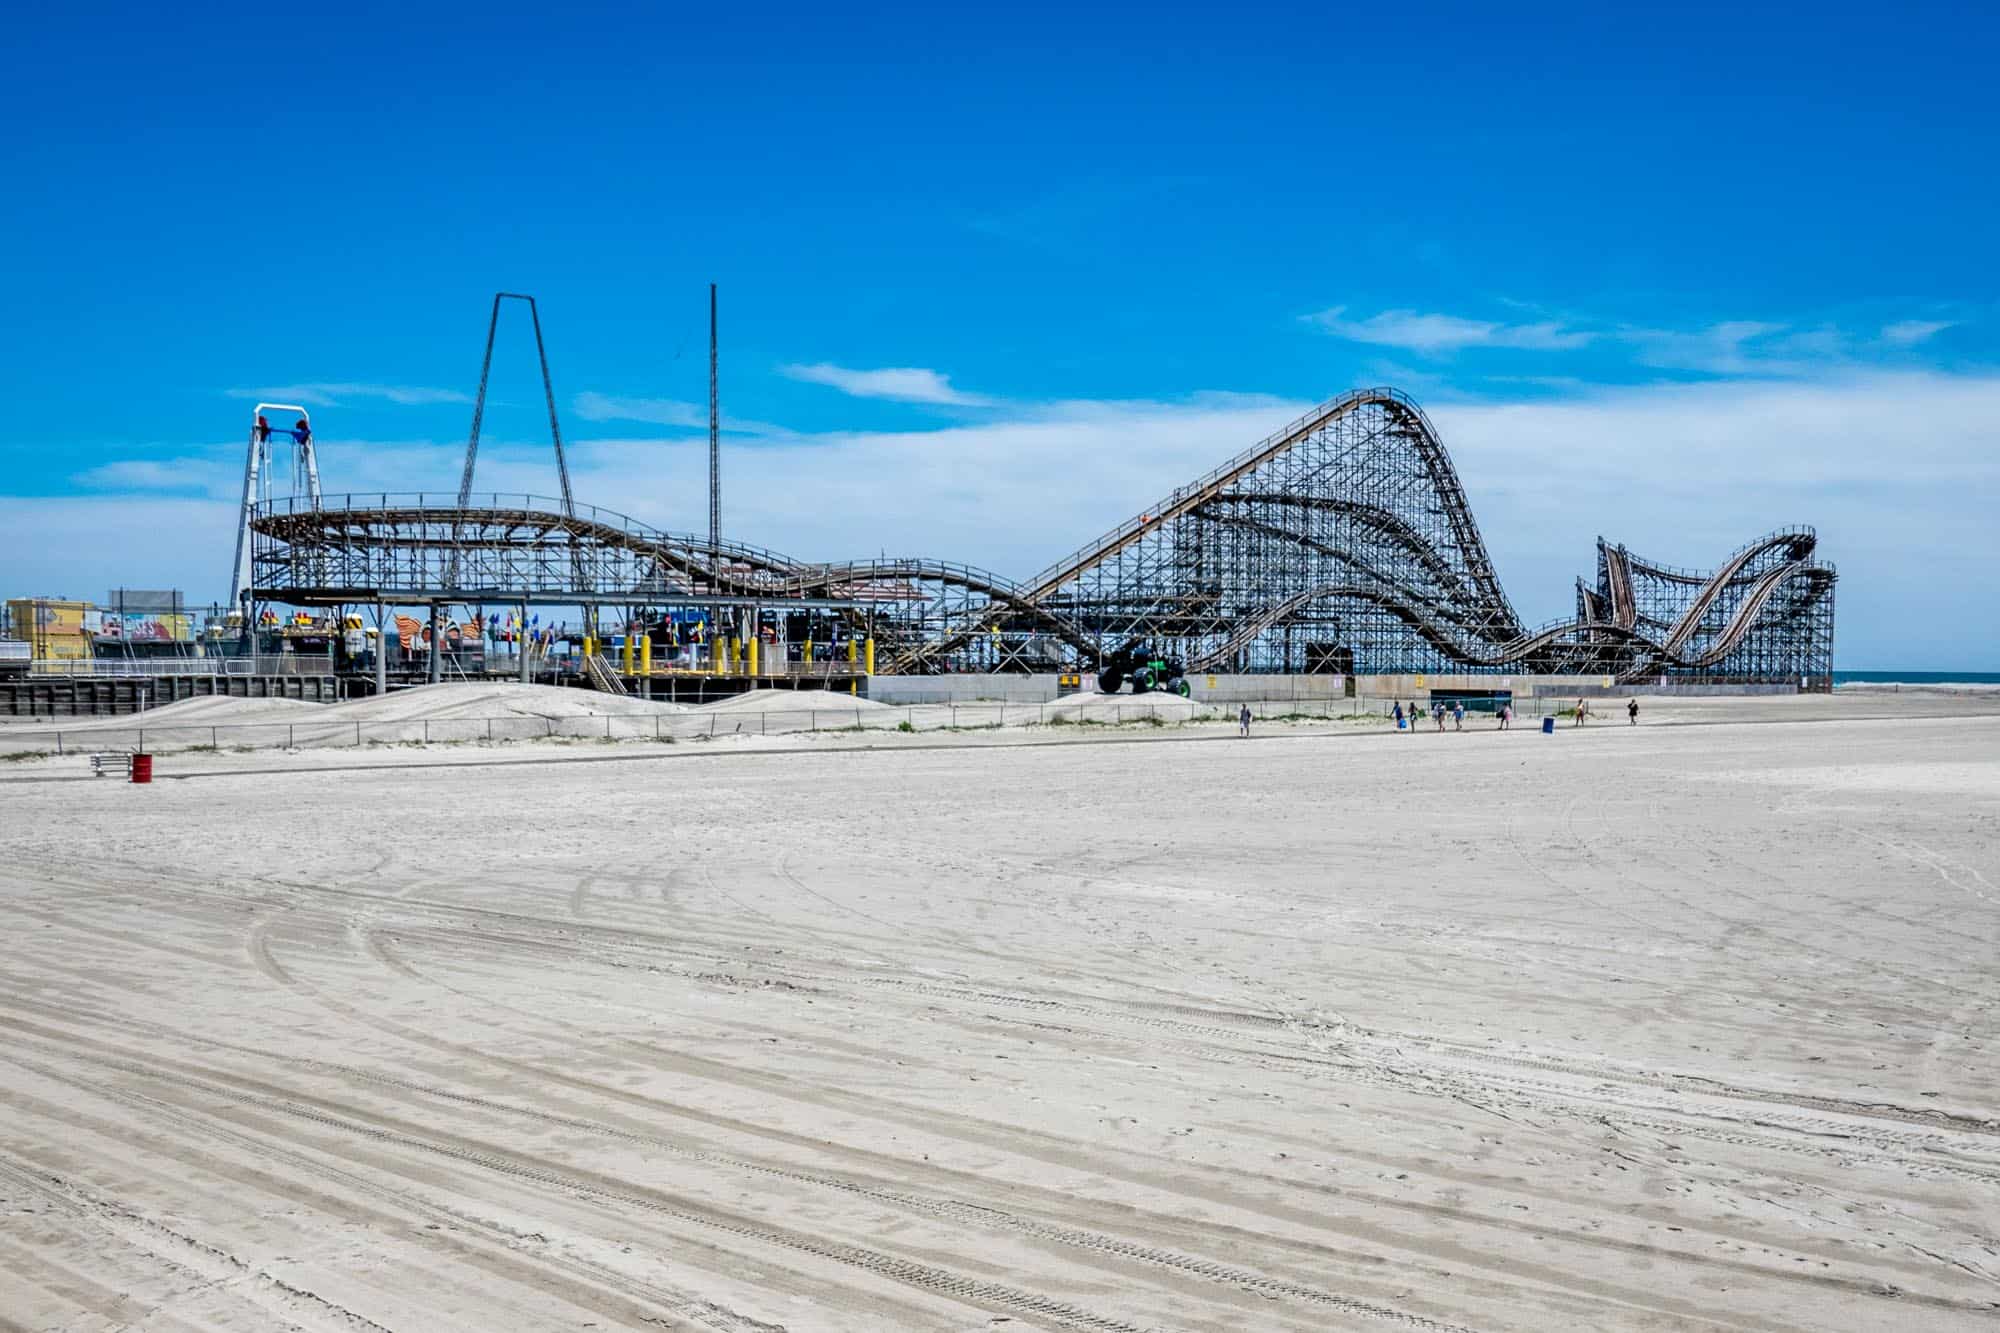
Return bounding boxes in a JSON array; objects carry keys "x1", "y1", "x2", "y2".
[{"x1": 249, "y1": 387, "x2": 1835, "y2": 687}]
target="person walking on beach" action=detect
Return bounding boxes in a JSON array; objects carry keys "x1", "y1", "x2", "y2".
[
  {"x1": 1498, "y1": 702, "x2": 1511, "y2": 730},
  {"x1": 1452, "y1": 701, "x2": 1465, "y2": 731},
  {"x1": 1433, "y1": 701, "x2": 1447, "y2": 732},
  {"x1": 1573, "y1": 697, "x2": 1588, "y2": 727},
  {"x1": 1393, "y1": 701, "x2": 1405, "y2": 730},
  {"x1": 1628, "y1": 697, "x2": 1640, "y2": 726},
  {"x1": 1238, "y1": 703, "x2": 1251, "y2": 738}
]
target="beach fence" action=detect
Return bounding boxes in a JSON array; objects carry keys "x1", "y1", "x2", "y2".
[{"x1": 0, "y1": 693, "x2": 1557, "y2": 760}]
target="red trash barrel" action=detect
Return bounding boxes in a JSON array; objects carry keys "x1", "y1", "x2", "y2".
[{"x1": 130, "y1": 753, "x2": 153, "y2": 784}]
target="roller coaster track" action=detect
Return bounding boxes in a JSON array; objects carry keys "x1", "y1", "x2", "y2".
[
  {"x1": 252, "y1": 494, "x2": 1093, "y2": 650},
  {"x1": 1602, "y1": 543, "x2": 1637, "y2": 630},
  {"x1": 1197, "y1": 493, "x2": 1478, "y2": 604},
  {"x1": 775, "y1": 560, "x2": 1099, "y2": 658},
  {"x1": 1017, "y1": 389, "x2": 1510, "y2": 615},
  {"x1": 249, "y1": 386, "x2": 1833, "y2": 684},
  {"x1": 255, "y1": 497, "x2": 808, "y2": 587},
  {"x1": 1622, "y1": 559, "x2": 1833, "y2": 678},
  {"x1": 1185, "y1": 584, "x2": 1640, "y2": 675},
  {"x1": 1192, "y1": 559, "x2": 1815, "y2": 680},
  {"x1": 1655, "y1": 530, "x2": 1818, "y2": 657},
  {"x1": 888, "y1": 388, "x2": 1523, "y2": 671}
]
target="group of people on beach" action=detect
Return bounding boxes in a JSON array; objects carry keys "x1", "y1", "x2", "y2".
[
  {"x1": 1387, "y1": 696, "x2": 1639, "y2": 731},
  {"x1": 1238, "y1": 695, "x2": 1641, "y2": 739},
  {"x1": 1571, "y1": 697, "x2": 1642, "y2": 726},
  {"x1": 1392, "y1": 699, "x2": 1501, "y2": 732}
]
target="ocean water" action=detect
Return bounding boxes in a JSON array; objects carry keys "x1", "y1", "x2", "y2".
[{"x1": 1834, "y1": 670, "x2": 2000, "y2": 686}]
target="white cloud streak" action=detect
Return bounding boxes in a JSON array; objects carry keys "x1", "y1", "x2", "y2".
[
  {"x1": 780, "y1": 363, "x2": 994, "y2": 407},
  {"x1": 1307, "y1": 307, "x2": 1594, "y2": 353},
  {"x1": 71, "y1": 458, "x2": 225, "y2": 494},
  {"x1": 571, "y1": 391, "x2": 791, "y2": 438},
  {"x1": 226, "y1": 383, "x2": 471, "y2": 407},
  {"x1": 1311, "y1": 306, "x2": 1973, "y2": 379},
  {"x1": 1881, "y1": 319, "x2": 1955, "y2": 346},
  {"x1": 571, "y1": 392, "x2": 707, "y2": 428}
]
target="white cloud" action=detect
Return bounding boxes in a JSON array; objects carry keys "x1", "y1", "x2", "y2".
[
  {"x1": 12, "y1": 376, "x2": 1998, "y2": 667},
  {"x1": 1880, "y1": 319, "x2": 1955, "y2": 346},
  {"x1": 1619, "y1": 320, "x2": 1797, "y2": 374},
  {"x1": 571, "y1": 391, "x2": 791, "y2": 438},
  {"x1": 780, "y1": 362, "x2": 994, "y2": 407},
  {"x1": 1313, "y1": 307, "x2": 1969, "y2": 379},
  {"x1": 1307, "y1": 306, "x2": 1594, "y2": 354},
  {"x1": 72, "y1": 458, "x2": 225, "y2": 495},
  {"x1": 226, "y1": 383, "x2": 471, "y2": 407},
  {"x1": 572, "y1": 392, "x2": 706, "y2": 428}
]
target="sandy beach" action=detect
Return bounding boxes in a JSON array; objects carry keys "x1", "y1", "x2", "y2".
[{"x1": 2, "y1": 693, "x2": 1997, "y2": 1330}]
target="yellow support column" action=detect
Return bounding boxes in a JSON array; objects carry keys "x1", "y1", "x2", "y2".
[
  {"x1": 747, "y1": 635, "x2": 759, "y2": 677},
  {"x1": 864, "y1": 637, "x2": 875, "y2": 676},
  {"x1": 713, "y1": 636, "x2": 726, "y2": 676},
  {"x1": 803, "y1": 638, "x2": 813, "y2": 675},
  {"x1": 621, "y1": 633, "x2": 634, "y2": 675},
  {"x1": 640, "y1": 633, "x2": 652, "y2": 675},
  {"x1": 848, "y1": 638, "x2": 859, "y2": 694}
]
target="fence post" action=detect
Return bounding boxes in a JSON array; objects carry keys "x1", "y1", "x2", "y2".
[
  {"x1": 357, "y1": 722, "x2": 362, "y2": 747},
  {"x1": 287, "y1": 724, "x2": 293, "y2": 748},
  {"x1": 139, "y1": 728, "x2": 145, "y2": 751},
  {"x1": 487, "y1": 718, "x2": 494, "y2": 743},
  {"x1": 212, "y1": 726, "x2": 218, "y2": 748},
  {"x1": 423, "y1": 719, "x2": 429, "y2": 744}
]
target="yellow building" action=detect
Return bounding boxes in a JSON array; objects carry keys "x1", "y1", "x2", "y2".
[{"x1": 5, "y1": 599, "x2": 95, "y2": 662}]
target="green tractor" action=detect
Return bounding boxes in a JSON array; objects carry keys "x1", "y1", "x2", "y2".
[{"x1": 1096, "y1": 640, "x2": 1191, "y2": 696}]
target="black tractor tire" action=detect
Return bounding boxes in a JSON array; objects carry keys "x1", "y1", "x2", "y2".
[
  {"x1": 1131, "y1": 667, "x2": 1155, "y2": 693},
  {"x1": 1098, "y1": 669, "x2": 1125, "y2": 694},
  {"x1": 1170, "y1": 677, "x2": 1191, "y2": 697}
]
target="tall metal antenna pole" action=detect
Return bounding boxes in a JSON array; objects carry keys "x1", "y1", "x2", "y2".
[{"x1": 708, "y1": 283, "x2": 720, "y2": 570}]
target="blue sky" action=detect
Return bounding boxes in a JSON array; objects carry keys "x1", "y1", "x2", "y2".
[{"x1": 3, "y1": 3, "x2": 1995, "y2": 666}]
